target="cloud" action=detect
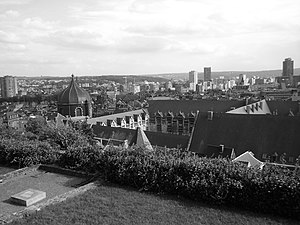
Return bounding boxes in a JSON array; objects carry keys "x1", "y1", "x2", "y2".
[
  {"x1": 0, "y1": 30, "x2": 21, "y2": 43},
  {"x1": 0, "y1": 43, "x2": 26, "y2": 51},
  {"x1": 0, "y1": 0, "x2": 299, "y2": 75},
  {"x1": 117, "y1": 35, "x2": 171, "y2": 53},
  {"x1": 124, "y1": 24, "x2": 200, "y2": 36},
  {"x1": 22, "y1": 17, "x2": 57, "y2": 30},
  {"x1": 0, "y1": 55, "x2": 71, "y2": 65},
  {"x1": 0, "y1": 0, "x2": 32, "y2": 5},
  {"x1": 43, "y1": 28, "x2": 112, "y2": 51},
  {"x1": 3, "y1": 10, "x2": 20, "y2": 17}
]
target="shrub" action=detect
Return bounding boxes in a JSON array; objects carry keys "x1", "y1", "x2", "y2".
[
  {"x1": 58, "y1": 142, "x2": 102, "y2": 173},
  {"x1": 60, "y1": 146, "x2": 300, "y2": 219},
  {"x1": 0, "y1": 138, "x2": 59, "y2": 167}
]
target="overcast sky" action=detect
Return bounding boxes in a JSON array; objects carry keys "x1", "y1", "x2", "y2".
[{"x1": 0, "y1": 0, "x2": 299, "y2": 76}]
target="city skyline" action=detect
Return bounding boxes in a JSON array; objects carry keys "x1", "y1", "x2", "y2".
[{"x1": 0, "y1": 0, "x2": 299, "y2": 76}]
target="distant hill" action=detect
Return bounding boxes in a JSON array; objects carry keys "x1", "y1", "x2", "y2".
[
  {"x1": 149, "y1": 68, "x2": 300, "y2": 80},
  {"x1": 19, "y1": 75, "x2": 168, "y2": 84},
  {"x1": 16, "y1": 68, "x2": 300, "y2": 81}
]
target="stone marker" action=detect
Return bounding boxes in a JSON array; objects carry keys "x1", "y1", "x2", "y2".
[{"x1": 10, "y1": 189, "x2": 46, "y2": 206}]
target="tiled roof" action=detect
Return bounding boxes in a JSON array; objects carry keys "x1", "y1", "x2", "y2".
[
  {"x1": 148, "y1": 99, "x2": 300, "y2": 116},
  {"x1": 136, "y1": 127, "x2": 153, "y2": 151},
  {"x1": 58, "y1": 75, "x2": 91, "y2": 104},
  {"x1": 144, "y1": 131, "x2": 189, "y2": 149},
  {"x1": 92, "y1": 125, "x2": 190, "y2": 149},
  {"x1": 188, "y1": 112, "x2": 300, "y2": 159},
  {"x1": 87, "y1": 109, "x2": 148, "y2": 125},
  {"x1": 267, "y1": 100, "x2": 299, "y2": 115},
  {"x1": 199, "y1": 144, "x2": 235, "y2": 159},
  {"x1": 148, "y1": 100, "x2": 246, "y2": 115},
  {"x1": 92, "y1": 125, "x2": 136, "y2": 145},
  {"x1": 226, "y1": 100, "x2": 271, "y2": 115}
]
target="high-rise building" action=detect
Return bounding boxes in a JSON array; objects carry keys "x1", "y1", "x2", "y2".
[
  {"x1": 282, "y1": 58, "x2": 294, "y2": 78},
  {"x1": 0, "y1": 76, "x2": 18, "y2": 98},
  {"x1": 189, "y1": 71, "x2": 198, "y2": 91},
  {"x1": 204, "y1": 67, "x2": 211, "y2": 81},
  {"x1": 238, "y1": 74, "x2": 247, "y2": 85}
]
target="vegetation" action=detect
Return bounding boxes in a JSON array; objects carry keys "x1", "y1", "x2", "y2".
[
  {"x1": 0, "y1": 120, "x2": 299, "y2": 220},
  {"x1": 9, "y1": 182, "x2": 299, "y2": 225}
]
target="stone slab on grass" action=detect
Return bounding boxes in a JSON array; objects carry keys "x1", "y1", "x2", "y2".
[{"x1": 11, "y1": 189, "x2": 46, "y2": 206}]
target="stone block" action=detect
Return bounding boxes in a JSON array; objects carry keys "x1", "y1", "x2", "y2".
[{"x1": 10, "y1": 189, "x2": 46, "y2": 206}]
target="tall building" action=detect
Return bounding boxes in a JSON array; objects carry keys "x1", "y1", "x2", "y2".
[
  {"x1": 204, "y1": 67, "x2": 211, "y2": 81},
  {"x1": 189, "y1": 71, "x2": 198, "y2": 91},
  {"x1": 238, "y1": 74, "x2": 247, "y2": 85},
  {"x1": 0, "y1": 76, "x2": 18, "y2": 98},
  {"x1": 282, "y1": 58, "x2": 294, "y2": 78}
]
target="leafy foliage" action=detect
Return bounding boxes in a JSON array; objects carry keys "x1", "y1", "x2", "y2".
[
  {"x1": 0, "y1": 121, "x2": 299, "y2": 219},
  {"x1": 61, "y1": 147, "x2": 300, "y2": 219},
  {"x1": 0, "y1": 138, "x2": 58, "y2": 167},
  {"x1": 0, "y1": 118, "x2": 94, "y2": 167}
]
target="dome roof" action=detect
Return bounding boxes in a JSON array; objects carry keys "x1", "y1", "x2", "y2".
[{"x1": 58, "y1": 75, "x2": 91, "y2": 104}]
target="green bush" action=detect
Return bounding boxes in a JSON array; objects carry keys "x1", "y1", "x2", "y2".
[
  {"x1": 60, "y1": 146, "x2": 300, "y2": 219},
  {"x1": 0, "y1": 138, "x2": 59, "y2": 167},
  {"x1": 1, "y1": 121, "x2": 299, "y2": 219},
  {"x1": 58, "y1": 142, "x2": 102, "y2": 173}
]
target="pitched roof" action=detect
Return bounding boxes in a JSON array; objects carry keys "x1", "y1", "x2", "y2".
[
  {"x1": 188, "y1": 112, "x2": 300, "y2": 159},
  {"x1": 199, "y1": 144, "x2": 236, "y2": 159},
  {"x1": 226, "y1": 100, "x2": 271, "y2": 115},
  {"x1": 92, "y1": 125, "x2": 190, "y2": 149},
  {"x1": 148, "y1": 99, "x2": 246, "y2": 115},
  {"x1": 148, "y1": 99, "x2": 300, "y2": 116},
  {"x1": 144, "y1": 131, "x2": 189, "y2": 149},
  {"x1": 136, "y1": 127, "x2": 153, "y2": 151},
  {"x1": 87, "y1": 109, "x2": 148, "y2": 125},
  {"x1": 267, "y1": 100, "x2": 299, "y2": 115},
  {"x1": 233, "y1": 151, "x2": 264, "y2": 168},
  {"x1": 92, "y1": 125, "x2": 136, "y2": 145}
]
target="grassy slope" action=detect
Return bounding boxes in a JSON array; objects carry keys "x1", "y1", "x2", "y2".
[{"x1": 10, "y1": 182, "x2": 298, "y2": 225}]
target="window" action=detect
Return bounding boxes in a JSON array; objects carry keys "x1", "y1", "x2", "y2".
[{"x1": 75, "y1": 107, "x2": 83, "y2": 117}]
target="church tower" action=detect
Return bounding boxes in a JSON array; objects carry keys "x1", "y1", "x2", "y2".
[{"x1": 57, "y1": 75, "x2": 92, "y2": 117}]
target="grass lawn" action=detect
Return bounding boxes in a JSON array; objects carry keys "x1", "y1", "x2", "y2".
[{"x1": 9, "y1": 181, "x2": 298, "y2": 225}]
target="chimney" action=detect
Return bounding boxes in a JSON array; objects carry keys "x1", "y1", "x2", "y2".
[
  {"x1": 246, "y1": 105, "x2": 250, "y2": 114},
  {"x1": 246, "y1": 97, "x2": 249, "y2": 106},
  {"x1": 220, "y1": 144, "x2": 224, "y2": 153},
  {"x1": 259, "y1": 101, "x2": 263, "y2": 109},
  {"x1": 208, "y1": 111, "x2": 213, "y2": 120}
]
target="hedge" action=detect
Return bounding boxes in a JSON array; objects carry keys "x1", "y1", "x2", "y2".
[
  {"x1": 1, "y1": 122, "x2": 299, "y2": 219},
  {"x1": 61, "y1": 146, "x2": 300, "y2": 219},
  {"x1": 0, "y1": 138, "x2": 59, "y2": 167}
]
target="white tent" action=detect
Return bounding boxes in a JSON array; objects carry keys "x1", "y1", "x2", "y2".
[{"x1": 232, "y1": 151, "x2": 264, "y2": 169}]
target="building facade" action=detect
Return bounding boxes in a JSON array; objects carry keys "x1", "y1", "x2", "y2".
[
  {"x1": 282, "y1": 58, "x2": 294, "y2": 78},
  {"x1": 189, "y1": 71, "x2": 198, "y2": 91},
  {"x1": 204, "y1": 67, "x2": 211, "y2": 81},
  {"x1": 0, "y1": 76, "x2": 18, "y2": 98},
  {"x1": 148, "y1": 111, "x2": 196, "y2": 135},
  {"x1": 86, "y1": 109, "x2": 149, "y2": 131}
]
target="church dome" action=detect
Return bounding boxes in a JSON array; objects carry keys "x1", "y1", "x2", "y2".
[{"x1": 58, "y1": 75, "x2": 91, "y2": 105}]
